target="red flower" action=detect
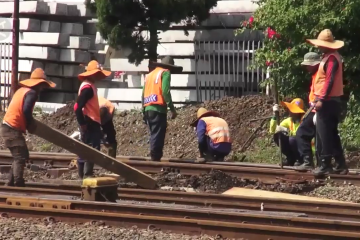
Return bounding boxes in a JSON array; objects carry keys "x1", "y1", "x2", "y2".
[
  {"x1": 266, "y1": 27, "x2": 280, "y2": 39},
  {"x1": 114, "y1": 71, "x2": 124, "y2": 78},
  {"x1": 242, "y1": 21, "x2": 248, "y2": 27},
  {"x1": 248, "y1": 16, "x2": 254, "y2": 28},
  {"x1": 266, "y1": 61, "x2": 273, "y2": 66}
]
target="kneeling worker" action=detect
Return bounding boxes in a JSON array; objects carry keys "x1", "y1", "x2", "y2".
[
  {"x1": 98, "y1": 96, "x2": 117, "y2": 158},
  {"x1": 270, "y1": 98, "x2": 315, "y2": 166},
  {"x1": 191, "y1": 108, "x2": 232, "y2": 162},
  {"x1": 1, "y1": 68, "x2": 56, "y2": 186}
]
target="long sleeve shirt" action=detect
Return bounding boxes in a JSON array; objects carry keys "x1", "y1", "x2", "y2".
[
  {"x1": 196, "y1": 119, "x2": 232, "y2": 153},
  {"x1": 23, "y1": 89, "x2": 38, "y2": 128},
  {"x1": 142, "y1": 70, "x2": 175, "y2": 114},
  {"x1": 74, "y1": 86, "x2": 94, "y2": 126},
  {"x1": 317, "y1": 55, "x2": 339, "y2": 101}
]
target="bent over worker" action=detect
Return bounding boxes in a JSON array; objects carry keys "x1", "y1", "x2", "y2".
[
  {"x1": 296, "y1": 52, "x2": 321, "y2": 170},
  {"x1": 270, "y1": 98, "x2": 315, "y2": 166},
  {"x1": 306, "y1": 29, "x2": 348, "y2": 176},
  {"x1": 142, "y1": 56, "x2": 183, "y2": 161},
  {"x1": 74, "y1": 60, "x2": 111, "y2": 178},
  {"x1": 191, "y1": 108, "x2": 232, "y2": 162},
  {"x1": 1, "y1": 68, "x2": 56, "y2": 186},
  {"x1": 98, "y1": 96, "x2": 117, "y2": 158}
]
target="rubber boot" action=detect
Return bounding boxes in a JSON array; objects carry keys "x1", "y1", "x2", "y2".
[
  {"x1": 13, "y1": 162, "x2": 25, "y2": 187},
  {"x1": 6, "y1": 163, "x2": 15, "y2": 186},
  {"x1": 333, "y1": 154, "x2": 349, "y2": 175},
  {"x1": 83, "y1": 161, "x2": 94, "y2": 179},
  {"x1": 296, "y1": 156, "x2": 314, "y2": 171},
  {"x1": 294, "y1": 159, "x2": 303, "y2": 167},
  {"x1": 313, "y1": 157, "x2": 333, "y2": 177},
  {"x1": 107, "y1": 143, "x2": 117, "y2": 158}
]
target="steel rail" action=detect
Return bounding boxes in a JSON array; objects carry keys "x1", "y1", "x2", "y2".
[
  {"x1": 0, "y1": 193, "x2": 359, "y2": 239},
  {"x1": 0, "y1": 182, "x2": 360, "y2": 222}
]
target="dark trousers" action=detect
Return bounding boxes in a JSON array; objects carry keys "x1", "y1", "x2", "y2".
[
  {"x1": 102, "y1": 119, "x2": 117, "y2": 145},
  {"x1": 198, "y1": 136, "x2": 230, "y2": 161},
  {"x1": 0, "y1": 124, "x2": 28, "y2": 186},
  {"x1": 296, "y1": 112, "x2": 315, "y2": 159},
  {"x1": 77, "y1": 120, "x2": 102, "y2": 178},
  {"x1": 316, "y1": 100, "x2": 344, "y2": 159},
  {"x1": 274, "y1": 132, "x2": 300, "y2": 165},
  {"x1": 145, "y1": 111, "x2": 167, "y2": 161}
]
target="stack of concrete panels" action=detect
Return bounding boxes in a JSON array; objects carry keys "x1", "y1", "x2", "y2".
[
  {"x1": 103, "y1": 0, "x2": 263, "y2": 110},
  {"x1": 0, "y1": 0, "x2": 107, "y2": 105}
]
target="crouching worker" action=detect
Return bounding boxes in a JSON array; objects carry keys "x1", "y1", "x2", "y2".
[
  {"x1": 270, "y1": 98, "x2": 315, "y2": 166},
  {"x1": 98, "y1": 96, "x2": 117, "y2": 158},
  {"x1": 1, "y1": 68, "x2": 56, "y2": 186},
  {"x1": 74, "y1": 60, "x2": 111, "y2": 179},
  {"x1": 191, "y1": 108, "x2": 232, "y2": 162}
]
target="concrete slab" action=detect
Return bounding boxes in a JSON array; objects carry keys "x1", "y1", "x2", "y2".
[
  {"x1": 68, "y1": 36, "x2": 91, "y2": 50},
  {"x1": 14, "y1": 46, "x2": 59, "y2": 60},
  {"x1": 34, "y1": 102, "x2": 65, "y2": 113},
  {"x1": 84, "y1": 22, "x2": 97, "y2": 35},
  {"x1": 41, "y1": 21, "x2": 61, "y2": 33},
  {"x1": 47, "y1": 2, "x2": 68, "y2": 15},
  {"x1": 211, "y1": 1, "x2": 257, "y2": 14},
  {"x1": 60, "y1": 49, "x2": 90, "y2": 63},
  {"x1": 61, "y1": 23, "x2": 83, "y2": 35},
  {"x1": 89, "y1": 52, "x2": 105, "y2": 64},
  {"x1": 0, "y1": 1, "x2": 49, "y2": 15},
  {"x1": 45, "y1": 63, "x2": 82, "y2": 77},
  {"x1": 1, "y1": 60, "x2": 43, "y2": 72},
  {"x1": 0, "y1": 18, "x2": 40, "y2": 31},
  {"x1": 85, "y1": 35, "x2": 106, "y2": 51},
  {"x1": 0, "y1": 32, "x2": 69, "y2": 46}
]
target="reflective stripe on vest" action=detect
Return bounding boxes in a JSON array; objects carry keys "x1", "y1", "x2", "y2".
[
  {"x1": 78, "y1": 81, "x2": 101, "y2": 124},
  {"x1": 98, "y1": 96, "x2": 114, "y2": 114},
  {"x1": 314, "y1": 52, "x2": 343, "y2": 97},
  {"x1": 3, "y1": 87, "x2": 32, "y2": 133},
  {"x1": 143, "y1": 67, "x2": 167, "y2": 107},
  {"x1": 202, "y1": 116, "x2": 231, "y2": 144}
]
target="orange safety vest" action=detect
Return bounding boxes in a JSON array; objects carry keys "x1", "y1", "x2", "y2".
[
  {"x1": 3, "y1": 87, "x2": 32, "y2": 133},
  {"x1": 98, "y1": 96, "x2": 115, "y2": 115},
  {"x1": 78, "y1": 81, "x2": 101, "y2": 124},
  {"x1": 201, "y1": 116, "x2": 231, "y2": 144},
  {"x1": 309, "y1": 71, "x2": 318, "y2": 112},
  {"x1": 314, "y1": 52, "x2": 343, "y2": 97},
  {"x1": 143, "y1": 67, "x2": 167, "y2": 107}
]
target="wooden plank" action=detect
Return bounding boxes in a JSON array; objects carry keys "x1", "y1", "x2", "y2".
[
  {"x1": 98, "y1": 88, "x2": 225, "y2": 102},
  {"x1": 96, "y1": 29, "x2": 263, "y2": 44},
  {"x1": 32, "y1": 119, "x2": 157, "y2": 189},
  {"x1": 222, "y1": 188, "x2": 341, "y2": 203}
]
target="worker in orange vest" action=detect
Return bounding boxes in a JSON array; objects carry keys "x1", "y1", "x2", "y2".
[
  {"x1": 98, "y1": 96, "x2": 117, "y2": 158},
  {"x1": 296, "y1": 52, "x2": 321, "y2": 170},
  {"x1": 142, "y1": 56, "x2": 183, "y2": 161},
  {"x1": 74, "y1": 60, "x2": 111, "y2": 178},
  {"x1": 1, "y1": 68, "x2": 56, "y2": 186},
  {"x1": 191, "y1": 108, "x2": 232, "y2": 162},
  {"x1": 306, "y1": 29, "x2": 348, "y2": 176}
]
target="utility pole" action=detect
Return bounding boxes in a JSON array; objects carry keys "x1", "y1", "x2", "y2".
[{"x1": 11, "y1": 0, "x2": 19, "y2": 98}]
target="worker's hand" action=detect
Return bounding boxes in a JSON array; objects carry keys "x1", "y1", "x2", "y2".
[
  {"x1": 27, "y1": 122, "x2": 37, "y2": 134},
  {"x1": 315, "y1": 101, "x2": 323, "y2": 111},
  {"x1": 171, "y1": 110, "x2": 177, "y2": 119},
  {"x1": 313, "y1": 113, "x2": 317, "y2": 125},
  {"x1": 80, "y1": 125, "x2": 87, "y2": 132},
  {"x1": 275, "y1": 125, "x2": 288, "y2": 134},
  {"x1": 272, "y1": 104, "x2": 279, "y2": 113}
]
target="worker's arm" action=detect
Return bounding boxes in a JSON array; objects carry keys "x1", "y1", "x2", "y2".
[
  {"x1": 22, "y1": 89, "x2": 38, "y2": 128},
  {"x1": 196, "y1": 120, "x2": 207, "y2": 145},
  {"x1": 269, "y1": 117, "x2": 289, "y2": 134},
  {"x1": 100, "y1": 107, "x2": 112, "y2": 125},
  {"x1": 162, "y1": 71, "x2": 176, "y2": 112},
  {"x1": 319, "y1": 55, "x2": 339, "y2": 100},
  {"x1": 74, "y1": 86, "x2": 94, "y2": 126}
]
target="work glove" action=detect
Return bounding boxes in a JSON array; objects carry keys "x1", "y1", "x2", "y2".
[
  {"x1": 272, "y1": 104, "x2": 279, "y2": 113},
  {"x1": 70, "y1": 131, "x2": 80, "y2": 139},
  {"x1": 171, "y1": 110, "x2": 177, "y2": 119},
  {"x1": 313, "y1": 113, "x2": 316, "y2": 125},
  {"x1": 275, "y1": 125, "x2": 288, "y2": 134}
]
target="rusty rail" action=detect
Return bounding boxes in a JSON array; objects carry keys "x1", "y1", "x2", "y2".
[
  {"x1": 1, "y1": 183, "x2": 360, "y2": 222},
  {"x1": 0, "y1": 192, "x2": 359, "y2": 239}
]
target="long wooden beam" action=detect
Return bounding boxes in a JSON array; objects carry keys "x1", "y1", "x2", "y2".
[{"x1": 32, "y1": 119, "x2": 157, "y2": 189}]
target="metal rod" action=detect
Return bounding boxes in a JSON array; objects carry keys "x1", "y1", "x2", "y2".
[{"x1": 11, "y1": 0, "x2": 19, "y2": 98}]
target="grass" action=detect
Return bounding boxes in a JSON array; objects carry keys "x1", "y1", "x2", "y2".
[{"x1": 40, "y1": 143, "x2": 52, "y2": 152}]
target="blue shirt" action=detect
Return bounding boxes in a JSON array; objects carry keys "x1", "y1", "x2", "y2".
[{"x1": 196, "y1": 119, "x2": 232, "y2": 153}]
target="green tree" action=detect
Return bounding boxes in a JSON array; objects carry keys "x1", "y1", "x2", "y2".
[
  {"x1": 86, "y1": 0, "x2": 218, "y2": 65},
  {"x1": 236, "y1": 0, "x2": 360, "y2": 99}
]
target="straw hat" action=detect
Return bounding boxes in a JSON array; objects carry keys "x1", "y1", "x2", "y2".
[
  {"x1": 149, "y1": 56, "x2": 183, "y2": 74},
  {"x1": 301, "y1": 52, "x2": 321, "y2": 66},
  {"x1": 306, "y1": 29, "x2": 344, "y2": 49},
  {"x1": 280, "y1": 98, "x2": 305, "y2": 114},
  {"x1": 78, "y1": 60, "x2": 111, "y2": 81},
  {"x1": 190, "y1": 107, "x2": 220, "y2": 126},
  {"x1": 19, "y1": 68, "x2": 56, "y2": 88}
]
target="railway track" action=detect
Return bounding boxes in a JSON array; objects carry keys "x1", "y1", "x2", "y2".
[
  {"x1": 0, "y1": 151, "x2": 360, "y2": 185},
  {"x1": 0, "y1": 184, "x2": 359, "y2": 239}
]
